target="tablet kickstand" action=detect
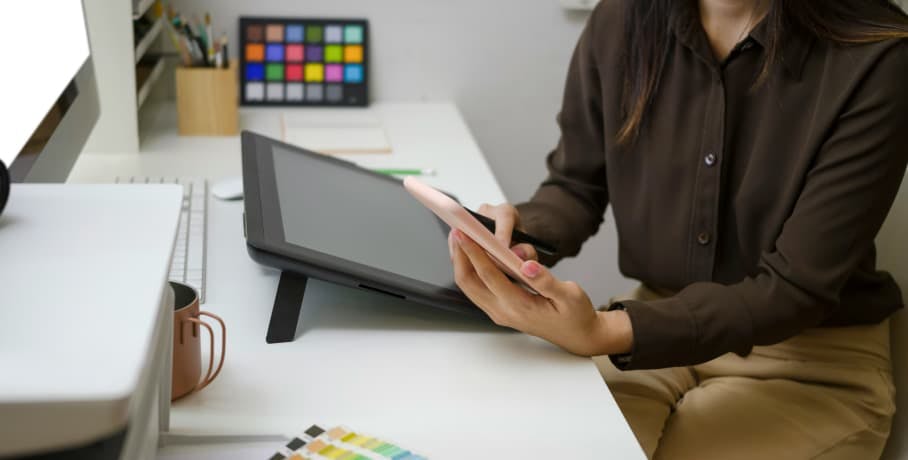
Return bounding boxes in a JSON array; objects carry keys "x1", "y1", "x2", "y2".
[{"x1": 266, "y1": 271, "x2": 309, "y2": 344}]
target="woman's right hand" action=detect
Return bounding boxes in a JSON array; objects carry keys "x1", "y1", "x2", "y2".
[{"x1": 477, "y1": 203, "x2": 538, "y2": 262}]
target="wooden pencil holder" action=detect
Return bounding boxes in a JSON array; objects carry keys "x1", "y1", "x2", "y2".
[{"x1": 175, "y1": 60, "x2": 239, "y2": 136}]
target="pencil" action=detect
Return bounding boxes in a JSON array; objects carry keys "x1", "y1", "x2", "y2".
[{"x1": 373, "y1": 168, "x2": 436, "y2": 176}]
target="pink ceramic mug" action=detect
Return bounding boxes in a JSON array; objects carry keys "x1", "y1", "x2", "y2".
[{"x1": 170, "y1": 281, "x2": 226, "y2": 401}]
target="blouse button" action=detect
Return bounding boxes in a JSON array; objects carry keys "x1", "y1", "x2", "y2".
[
  {"x1": 697, "y1": 232, "x2": 711, "y2": 246},
  {"x1": 705, "y1": 153, "x2": 717, "y2": 167}
]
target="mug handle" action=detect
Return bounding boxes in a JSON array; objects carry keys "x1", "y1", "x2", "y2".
[{"x1": 184, "y1": 311, "x2": 226, "y2": 392}]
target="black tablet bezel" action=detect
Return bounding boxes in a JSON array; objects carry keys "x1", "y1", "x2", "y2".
[{"x1": 241, "y1": 131, "x2": 481, "y2": 317}]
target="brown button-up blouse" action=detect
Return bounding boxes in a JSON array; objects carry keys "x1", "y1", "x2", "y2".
[{"x1": 515, "y1": 0, "x2": 908, "y2": 370}]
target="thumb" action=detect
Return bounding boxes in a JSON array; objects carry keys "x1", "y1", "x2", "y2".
[{"x1": 520, "y1": 260, "x2": 562, "y2": 298}]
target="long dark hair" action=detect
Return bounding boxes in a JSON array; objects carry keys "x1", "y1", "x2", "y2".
[{"x1": 618, "y1": 0, "x2": 908, "y2": 145}]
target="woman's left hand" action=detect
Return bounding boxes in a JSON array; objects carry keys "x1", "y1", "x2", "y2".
[{"x1": 449, "y1": 229, "x2": 629, "y2": 356}]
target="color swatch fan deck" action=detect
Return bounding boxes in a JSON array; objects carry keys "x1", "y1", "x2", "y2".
[{"x1": 240, "y1": 17, "x2": 369, "y2": 106}]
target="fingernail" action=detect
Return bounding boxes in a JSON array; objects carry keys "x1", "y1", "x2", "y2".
[
  {"x1": 522, "y1": 261, "x2": 541, "y2": 278},
  {"x1": 453, "y1": 230, "x2": 464, "y2": 243},
  {"x1": 512, "y1": 246, "x2": 526, "y2": 259}
]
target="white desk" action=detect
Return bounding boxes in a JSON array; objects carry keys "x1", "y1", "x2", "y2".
[{"x1": 69, "y1": 102, "x2": 643, "y2": 459}]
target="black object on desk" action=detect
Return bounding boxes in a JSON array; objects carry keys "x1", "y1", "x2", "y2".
[
  {"x1": 0, "y1": 159, "x2": 9, "y2": 217},
  {"x1": 266, "y1": 271, "x2": 308, "y2": 344}
]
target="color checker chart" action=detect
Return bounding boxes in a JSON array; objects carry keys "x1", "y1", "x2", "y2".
[
  {"x1": 268, "y1": 424, "x2": 427, "y2": 460},
  {"x1": 240, "y1": 17, "x2": 369, "y2": 106}
]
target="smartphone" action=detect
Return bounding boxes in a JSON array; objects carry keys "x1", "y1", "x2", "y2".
[{"x1": 403, "y1": 177, "x2": 558, "y2": 289}]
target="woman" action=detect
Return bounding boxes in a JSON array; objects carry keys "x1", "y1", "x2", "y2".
[{"x1": 448, "y1": 0, "x2": 908, "y2": 458}]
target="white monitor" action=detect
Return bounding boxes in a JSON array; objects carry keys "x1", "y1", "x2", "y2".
[{"x1": 0, "y1": 0, "x2": 99, "y2": 182}]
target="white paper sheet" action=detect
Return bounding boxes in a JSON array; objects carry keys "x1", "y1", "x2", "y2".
[{"x1": 282, "y1": 112, "x2": 392, "y2": 154}]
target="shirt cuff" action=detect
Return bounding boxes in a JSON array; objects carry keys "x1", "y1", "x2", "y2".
[
  {"x1": 616, "y1": 297, "x2": 698, "y2": 369},
  {"x1": 611, "y1": 288, "x2": 755, "y2": 370}
]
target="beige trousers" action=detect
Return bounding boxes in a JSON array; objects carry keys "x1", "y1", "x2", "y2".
[{"x1": 596, "y1": 285, "x2": 896, "y2": 460}]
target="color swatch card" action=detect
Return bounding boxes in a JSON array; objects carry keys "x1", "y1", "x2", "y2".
[
  {"x1": 240, "y1": 17, "x2": 369, "y2": 106},
  {"x1": 268, "y1": 424, "x2": 427, "y2": 460}
]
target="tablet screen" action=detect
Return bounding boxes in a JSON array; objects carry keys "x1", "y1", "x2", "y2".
[{"x1": 272, "y1": 144, "x2": 455, "y2": 287}]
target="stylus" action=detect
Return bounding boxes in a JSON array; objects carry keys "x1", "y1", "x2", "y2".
[{"x1": 467, "y1": 210, "x2": 558, "y2": 256}]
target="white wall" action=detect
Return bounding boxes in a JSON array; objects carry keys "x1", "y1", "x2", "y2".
[{"x1": 175, "y1": 0, "x2": 636, "y2": 303}]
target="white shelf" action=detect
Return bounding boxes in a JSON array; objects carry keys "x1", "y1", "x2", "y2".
[
  {"x1": 136, "y1": 57, "x2": 166, "y2": 110},
  {"x1": 135, "y1": 17, "x2": 164, "y2": 64},
  {"x1": 132, "y1": 0, "x2": 155, "y2": 20}
]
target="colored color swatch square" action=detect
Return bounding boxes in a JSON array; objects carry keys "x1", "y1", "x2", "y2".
[
  {"x1": 348, "y1": 436, "x2": 371, "y2": 447},
  {"x1": 307, "y1": 45, "x2": 323, "y2": 62},
  {"x1": 306, "y1": 84, "x2": 323, "y2": 101},
  {"x1": 286, "y1": 44, "x2": 304, "y2": 62},
  {"x1": 325, "y1": 45, "x2": 343, "y2": 63},
  {"x1": 325, "y1": 25, "x2": 343, "y2": 43},
  {"x1": 306, "y1": 439, "x2": 328, "y2": 452},
  {"x1": 286, "y1": 83, "x2": 304, "y2": 101},
  {"x1": 344, "y1": 25, "x2": 363, "y2": 43},
  {"x1": 246, "y1": 82, "x2": 264, "y2": 100},
  {"x1": 362, "y1": 439, "x2": 382, "y2": 449},
  {"x1": 286, "y1": 24, "x2": 305, "y2": 43},
  {"x1": 246, "y1": 44, "x2": 265, "y2": 62},
  {"x1": 286, "y1": 64, "x2": 303, "y2": 81},
  {"x1": 305, "y1": 63, "x2": 324, "y2": 82},
  {"x1": 246, "y1": 24, "x2": 264, "y2": 42},
  {"x1": 326, "y1": 84, "x2": 343, "y2": 102},
  {"x1": 245, "y1": 63, "x2": 265, "y2": 80},
  {"x1": 266, "y1": 44, "x2": 284, "y2": 62},
  {"x1": 266, "y1": 63, "x2": 284, "y2": 81},
  {"x1": 344, "y1": 64, "x2": 363, "y2": 83},
  {"x1": 266, "y1": 24, "x2": 284, "y2": 42},
  {"x1": 325, "y1": 64, "x2": 343, "y2": 82},
  {"x1": 306, "y1": 25, "x2": 323, "y2": 43},
  {"x1": 344, "y1": 45, "x2": 363, "y2": 63}
]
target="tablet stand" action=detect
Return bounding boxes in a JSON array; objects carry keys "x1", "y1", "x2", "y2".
[{"x1": 266, "y1": 271, "x2": 309, "y2": 344}]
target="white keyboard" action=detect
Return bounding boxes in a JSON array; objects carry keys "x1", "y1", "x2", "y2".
[{"x1": 113, "y1": 176, "x2": 208, "y2": 303}]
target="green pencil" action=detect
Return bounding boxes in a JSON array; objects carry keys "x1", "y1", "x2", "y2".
[{"x1": 372, "y1": 168, "x2": 436, "y2": 176}]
